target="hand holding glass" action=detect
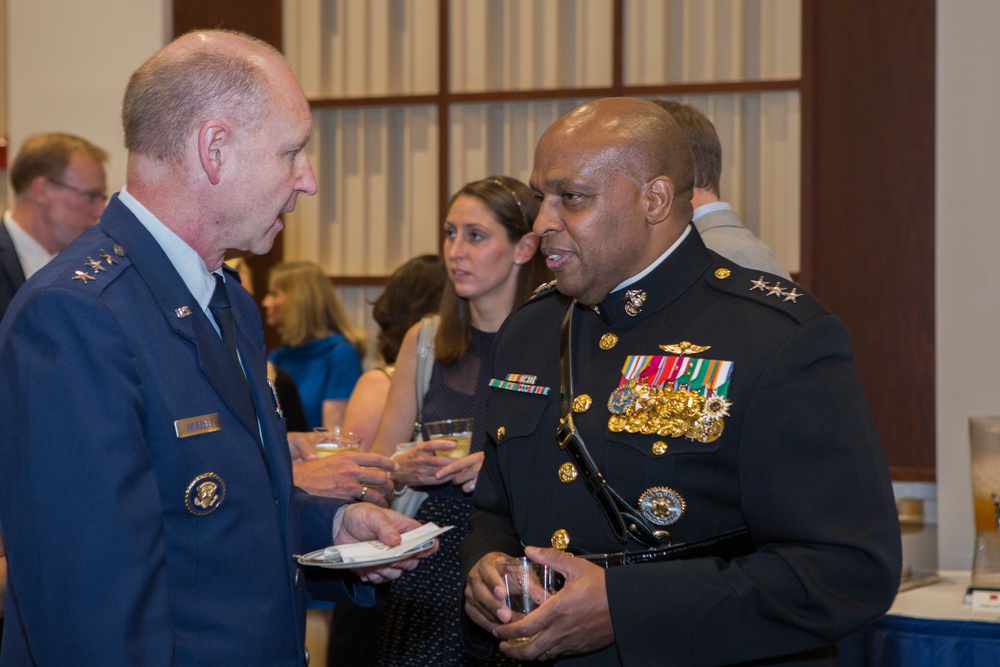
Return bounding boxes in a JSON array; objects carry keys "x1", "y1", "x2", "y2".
[
  {"x1": 501, "y1": 557, "x2": 560, "y2": 643},
  {"x1": 313, "y1": 427, "x2": 362, "y2": 457},
  {"x1": 424, "y1": 418, "x2": 473, "y2": 458}
]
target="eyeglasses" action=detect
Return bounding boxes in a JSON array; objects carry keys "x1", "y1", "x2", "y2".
[{"x1": 47, "y1": 177, "x2": 107, "y2": 204}]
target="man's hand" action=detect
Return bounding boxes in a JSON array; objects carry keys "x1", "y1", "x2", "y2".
[
  {"x1": 287, "y1": 430, "x2": 323, "y2": 463},
  {"x1": 335, "y1": 503, "x2": 438, "y2": 583},
  {"x1": 493, "y1": 547, "x2": 614, "y2": 661},
  {"x1": 464, "y1": 551, "x2": 516, "y2": 635},
  {"x1": 294, "y1": 451, "x2": 397, "y2": 507}
]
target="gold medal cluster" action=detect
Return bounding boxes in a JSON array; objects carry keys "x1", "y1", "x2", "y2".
[{"x1": 606, "y1": 380, "x2": 730, "y2": 443}]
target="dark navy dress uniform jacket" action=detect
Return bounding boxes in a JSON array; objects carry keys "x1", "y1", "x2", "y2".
[
  {"x1": 461, "y1": 228, "x2": 901, "y2": 666},
  {"x1": 0, "y1": 195, "x2": 363, "y2": 666}
]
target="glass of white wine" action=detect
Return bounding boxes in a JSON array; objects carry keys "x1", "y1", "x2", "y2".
[
  {"x1": 424, "y1": 418, "x2": 473, "y2": 458},
  {"x1": 313, "y1": 426, "x2": 362, "y2": 458}
]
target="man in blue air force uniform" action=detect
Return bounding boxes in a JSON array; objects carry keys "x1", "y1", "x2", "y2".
[
  {"x1": 461, "y1": 98, "x2": 901, "y2": 666},
  {"x1": 0, "y1": 30, "x2": 431, "y2": 665}
]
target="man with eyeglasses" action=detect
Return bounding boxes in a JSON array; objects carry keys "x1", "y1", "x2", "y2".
[{"x1": 0, "y1": 132, "x2": 108, "y2": 319}]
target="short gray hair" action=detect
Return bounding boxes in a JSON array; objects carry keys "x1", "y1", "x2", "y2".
[{"x1": 121, "y1": 30, "x2": 279, "y2": 162}]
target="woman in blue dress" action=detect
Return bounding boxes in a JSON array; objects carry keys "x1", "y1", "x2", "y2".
[{"x1": 264, "y1": 260, "x2": 367, "y2": 430}]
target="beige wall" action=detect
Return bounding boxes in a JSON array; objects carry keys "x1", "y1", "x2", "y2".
[
  {"x1": 7, "y1": 0, "x2": 168, "y2": 194},
  {"x1": 936, "y1": 0, "x2": 1000, "y2": 570}
]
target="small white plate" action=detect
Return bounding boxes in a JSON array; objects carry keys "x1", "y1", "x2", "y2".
[{"x1": 297, "y1": 538, "x2": 439, "y2": 569}]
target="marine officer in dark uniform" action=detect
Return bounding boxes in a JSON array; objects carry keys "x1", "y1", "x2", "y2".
[{"x1": 461, "y1": 97, "x2": 901, "y2": 666}]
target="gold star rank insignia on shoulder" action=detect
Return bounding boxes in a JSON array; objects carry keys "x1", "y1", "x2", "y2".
[
  {"x1": 99, "y1": 249, "x2": 118, "y2": 265},
  {"x1": 71, "y1": 270, "x2": 95, "y2": 284}
]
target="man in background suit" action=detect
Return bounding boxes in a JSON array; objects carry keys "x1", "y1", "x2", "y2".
[
  {"x1": 652, "y1": 100, "x2": 791, "y2": 279},
  {"x1": 0, "y1": 30, "x2": 432, "y2": 665},
  {"x1": 0, "y1": 132, "x2": 108, "y2": 318},
  {"x1": 0, "y1": 131, "x2": 107, "y2": 650}
]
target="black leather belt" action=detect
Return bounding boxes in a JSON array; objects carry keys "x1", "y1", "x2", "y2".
[{"x1": 576, "y1": 526, "x2": 754, "y2": 568}]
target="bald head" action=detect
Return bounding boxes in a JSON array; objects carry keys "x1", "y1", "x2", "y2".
[
  {"x1": 122, "y1": 30, "x2": 285, "y2": 162},
  {"x1": 541, "y1": 97, "x2": 695, "y2": 221},
  {"x1": 531, "y1": 98, "x2": 697, "y2": 305}
]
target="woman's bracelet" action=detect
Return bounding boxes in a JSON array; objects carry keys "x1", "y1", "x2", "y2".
[{"x1": 393, "y1": 484, "x2": 409, "y2": 497}]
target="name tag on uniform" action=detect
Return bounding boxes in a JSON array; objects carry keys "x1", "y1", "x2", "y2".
[{"x1": 175, "y1": 413, "x2": 221, "y2": 438}]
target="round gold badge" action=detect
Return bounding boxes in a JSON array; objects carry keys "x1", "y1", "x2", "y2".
[
  {"x1": 651, "y1": 441, "x2": 668, "y2": 456},
  {"x1": 113, "y1": 244, "x2": 126, "y2": 257},
  {"x1": 551, "y1": 529, "x2": 570, "y2": 550},
  {"x1": 185, "y1": 472, "x2": 225, "y2": 516},
  {"x1": 599, "y1": 333, "x2": 618, "y2": 350},
  {"x1": 558, "y1": 462, "x2": 578, "y2": 483},
  {"x1": 714, "y1": 268, "x2": 731, "y2": 280},
  {"x1": 496, "y1": 426, "x2": 506, "y2": 441},
  {"x1": 572, "y1": 394, "x2": 592, "y2": 413}
]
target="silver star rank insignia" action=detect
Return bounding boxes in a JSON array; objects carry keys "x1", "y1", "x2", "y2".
[
  {"x1": 782, "y1": 288, "x2": 802, "y2": 303},
  {"x1": 766, "y1": 282, "x2": 786, "y2": 298},
  {"x1": 750, "y1": 276, "x2": 770, "y2": 291},
  {"x1": 85, "y1": 257, "x2": 106, "y2": 272}
]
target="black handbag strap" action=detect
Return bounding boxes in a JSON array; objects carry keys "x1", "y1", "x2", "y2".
[{"x1": 558, "y1": 300, "x2": 672, "y2": 548}]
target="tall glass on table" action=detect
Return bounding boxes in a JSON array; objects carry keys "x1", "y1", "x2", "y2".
[{"x1": 970, "y1": 417, "x2": 1000, "y2": 590}]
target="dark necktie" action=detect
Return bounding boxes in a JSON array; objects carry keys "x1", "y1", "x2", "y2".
[
  {"x1": 209, "y1": 273, "x2": 267, "y2": 462},
  {"x1": 209, "y1": 273, "x2": 243, "y2": 374}
]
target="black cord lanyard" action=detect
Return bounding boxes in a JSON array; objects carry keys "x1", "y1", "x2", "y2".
[{"x1": 557, "y1": 300, "x2": 672, "y2": 548}]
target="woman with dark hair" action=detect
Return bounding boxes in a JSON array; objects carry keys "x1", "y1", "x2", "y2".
[
  {"x1": 342, "y1": 254, "x2": 448, "y2": 449},
  {"x1": 371, "y1": 176, "x2": 548, "y2": 666}
]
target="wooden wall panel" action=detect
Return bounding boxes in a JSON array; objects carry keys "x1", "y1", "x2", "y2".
[
  {"x1": 173, "y1": 0, "x2": 282, "y2": 49},
  {"x1": 802, "y1": 0, "x2": 936, "y2": 480}
]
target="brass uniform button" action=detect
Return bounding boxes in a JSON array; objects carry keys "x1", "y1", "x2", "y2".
[
  {"x1": 496, "y1": 426, "x2": 506, "y2": 440},
  {"x1": 551, "y1": 529, "x2": 570, "y2": 550},
  {"x1": 113, "y1": 244, "x2": 126, "y2": 257},
  {"x1": 652, "y1": 441, "x2": 668, "y2": 456},
  {"x1": 715, "y1": 267, "x2": 731, "y2": 279},
  {"x1": 571, "y1": 394, "x2": 592, "y2": 413},
  {"x1": 599, "y1": 333, "x2": 618, "y2": 350},
  {"x1": 558, "y1": 462, "x2": 578, "y2": 483}
]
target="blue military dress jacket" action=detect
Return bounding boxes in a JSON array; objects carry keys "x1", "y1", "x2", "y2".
[{"x1": 0, "y1": 196, "x2": 360, "y2": 665}]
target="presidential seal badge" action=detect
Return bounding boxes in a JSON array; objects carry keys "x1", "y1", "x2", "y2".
[
  {"x1": 638, "y1": 486, "x2": 686, "y2": 526},
  {"x1": 185, "y1": 472, "x2": 226, "y2": 516}
]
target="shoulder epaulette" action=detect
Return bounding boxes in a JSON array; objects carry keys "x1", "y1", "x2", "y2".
[
  {"x1": 706, "y1": 264, "x2": 827, "y2": 324},
  {"x1": 529, "y1": 279, "x2": 558, "y2": 300},
  {"x1": 63, "y1": 243, "x2": 129, "y2": 292}
]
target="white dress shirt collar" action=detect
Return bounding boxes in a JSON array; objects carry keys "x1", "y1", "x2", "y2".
[{"x1": 3, "y1": 211, "x2": 54, "y2": 279}]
